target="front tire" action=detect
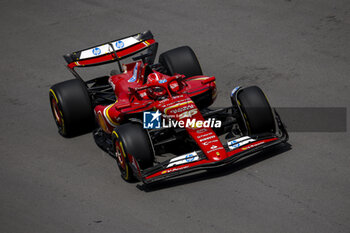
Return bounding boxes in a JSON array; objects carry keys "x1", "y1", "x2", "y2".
[
  {"x1": 112, "y1": 123, "x2": 154, "y2": 181},
  {"x1": 236, "y1": 86, "x2": 276, "y2": 135}
]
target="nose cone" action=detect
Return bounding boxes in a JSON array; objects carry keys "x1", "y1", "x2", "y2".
[{"x1": 188, "y1": 127, "x2": 227, "y2": 161}]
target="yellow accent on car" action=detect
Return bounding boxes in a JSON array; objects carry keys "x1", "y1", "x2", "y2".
[
  {"x1": 105, "y1": 104, "x2": 120, "y2": 126},
  {"x1": 191, "y1": 77, "x2": 208, "y2": 81},
  {"x1": 119, "y1": 141, "x2": 129, "y2": 180},
  {"x1": 98, "y1": 113, "x2": 108, "y2": 133}
]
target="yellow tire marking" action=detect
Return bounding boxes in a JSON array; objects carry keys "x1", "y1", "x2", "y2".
[
  {"x1": 113, "y1": 131, "x2": 129, "y2": 180},
  {"x1": 119, "y1": 141, "x2": 129, "y2": 180},
  {"x1": 50, "y1": 89, "x2": 58, "y2": 102},
  {"x1": 50, "y1": 89, "x2": 66, "y2": 134},
  {"x1": 112, "y1": 131, "x2": 119, "y2": 139}
]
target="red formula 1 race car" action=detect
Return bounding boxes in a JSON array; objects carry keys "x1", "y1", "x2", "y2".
[{"x1": 49, "y1": 31, "x2": 288, "y2": 184}]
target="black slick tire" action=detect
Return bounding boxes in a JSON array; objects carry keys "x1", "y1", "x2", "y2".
[
  {"x1": 236, "y1": 86, "x2": 276, "y2": 135},
  {"x1": 49, "y1": 79, "x2": 94, "y2": 137},
  {"x1": 159, "y1": 46, "x2": 203, "y2": 77},
  {"x1": 112, "y1": 123, "x2": 154, "y2": 182}
]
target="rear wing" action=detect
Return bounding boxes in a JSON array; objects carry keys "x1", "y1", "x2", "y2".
[{"x1": 63, "y1": 30, "x2": 157, "y2": 71}]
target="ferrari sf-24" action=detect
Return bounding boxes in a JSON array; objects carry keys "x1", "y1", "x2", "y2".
[{"x1": 49, "y1": 31, "x2": 288, "y2": 184}]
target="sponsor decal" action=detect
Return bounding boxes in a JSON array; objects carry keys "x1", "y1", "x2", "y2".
[
  {"x1": 199, "y1": 136, "x2": 216, "y2": 142},
  {"x1": 229, "y1": 140, "x2": 240, "y2": 149},
  {"x1": 164, "y1": 101, "x2": 195, "y2": 115},
  {"x1": 208, "y1": 148, "x2": 221, "y2": 153},
  {"x1": 158, "y1": 79, "x2": 167, "y2": 84},
  {"x1": 161, "y1": 165, "x2": 190, "y2": 174},
  {"x1": 241, "y1": 141, "x2": 265, "y2": 150},
  {"x1": 207, "y1": 144, "x2": 222, "y2": 153},
  {"x1": 178, "y1": 109, "x2": 198, "y2": 119},
  {"x1": 115, "y1": 40, "x2": 124, "y2": 49},
  {"x1": 143, "y1": 110, "x2": 161, "y2": 129},
  {"x1": 167, "y1": 152, "x2": 198, "y2": 168},
  {"x1": 92, "y1": 47, "x2": 101, "y2": 55},
  {"x1": 227, "y1": 136, "x2": 255, "y2": 150},
  {"x1": 79, "y1": 36, "x2": 140, "y2": 60},
  {"x1": 197, "y1": 133, "x2": 214, "y2": 139},
  {"x1": 196, "y1": 128, "x2": 208, "y2": 134},
  {"x1": 172, "y1": 95, "x2": 184, "y2": 99},
  {"x1": 203, "y1": 139, "x2": 219, "y2": 145},
  {"x1": 185, "y1": 154, "x2": 196, "y2": 162},
  {"x1": 128, "y1": 63, "x2": 138, "y2": 82},
  {"x1": 168, "y1": 104, "x2": 196, "y2": 115}
]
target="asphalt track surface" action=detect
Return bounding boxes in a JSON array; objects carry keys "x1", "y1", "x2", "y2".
[{"x1": 1, "y1": 0, "x2": 349, "y2": 232}]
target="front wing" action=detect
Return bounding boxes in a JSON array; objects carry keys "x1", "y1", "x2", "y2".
[{"x1": 141, "y1": 130, "x2": 288, "y2": 184}]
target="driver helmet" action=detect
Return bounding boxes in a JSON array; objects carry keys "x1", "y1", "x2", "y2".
[
  {"x1": 146, "y1": 72, "x2": 167, "y2": 99},
  {"x1": 147, "y1": 72, "x2": 162, "y2": 84}
]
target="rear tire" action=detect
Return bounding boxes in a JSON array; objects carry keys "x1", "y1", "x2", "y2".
[
  {"x1": 159, "y1": 46, "x2": 203, "y2": 77},
  {"x1": 112, "y1": 123, "x2": 154, "y2": 181},
  {"x1": 49, "y1": 79, "x2": 95, "y2": 137},
  {"x1": 236, "y1": 86, "x2": 276, "y2": 135}
]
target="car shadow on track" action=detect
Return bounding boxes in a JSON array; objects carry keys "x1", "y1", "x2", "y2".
[{"x1": 137, "y1": 142, "x2": 292, "y2": 192}]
